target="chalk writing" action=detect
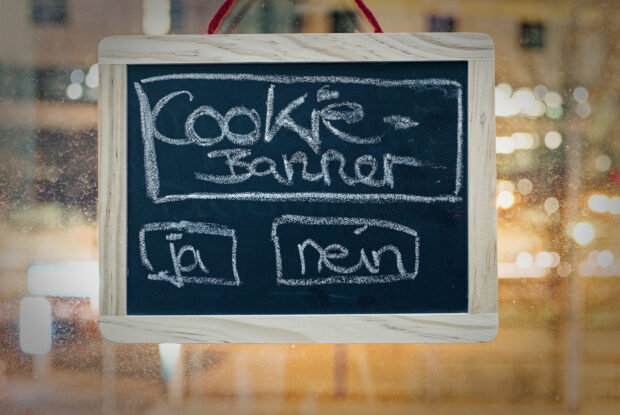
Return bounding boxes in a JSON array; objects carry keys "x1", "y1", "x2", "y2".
[
  {"x1": 134, "y1": 73, "x2": 463, "y2": 204},
  {"x1": 139, "y1": 221, "x2": 240, "y2": 288},
  {"x1": 272, "y1": 215, "x2": 419, "y2": 286}
]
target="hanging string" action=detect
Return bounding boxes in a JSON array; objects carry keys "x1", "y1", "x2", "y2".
[
  {"x1": 352, "y1": 0, "x2": 383, "y2": 33},
  {"x1": 207, "y1": 0, "x2": 384, "y2": 34},
  {"x1": 207, "y1": 0, "x2": 237, "y2": 34}
]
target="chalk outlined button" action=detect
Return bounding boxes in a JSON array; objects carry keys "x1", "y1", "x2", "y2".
[
  {"x1": 271, "y1": 215, "x2": 419, "y2": 286},
  {"x1": 139, "y1": 221, "x2": 240, "y2": 288}
]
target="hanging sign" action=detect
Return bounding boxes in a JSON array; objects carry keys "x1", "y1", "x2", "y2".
[{"x1": 98, "y1": 33, "x2": 496, "y2": 343}]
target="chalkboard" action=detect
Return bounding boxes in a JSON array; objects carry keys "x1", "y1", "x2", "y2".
[
  {"x1": 99, "y1": 33, "x2": 497, "y2": 343},
  {"x1": 127, "y1": 61, "x2": 467, "y2": 315}
]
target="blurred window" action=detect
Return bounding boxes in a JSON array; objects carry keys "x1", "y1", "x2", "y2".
[
  {"x1": 170, "y1": 0, "x2": 184, "y2": 32},
  {"x1": 330, "y1": 10, "x2": 357, "y2": 33},
  {"x1": 520, "y1": 22, "x2": 545, "y2": 48},
  {"x1": 31, "y1": 0, "x2": 67, "y2": 25},
  {"x1": 429, "y1": 15, "x2": 456, "y2": 32}
]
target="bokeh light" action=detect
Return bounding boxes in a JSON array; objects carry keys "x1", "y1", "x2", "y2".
[
  {"x1": 610, "y1": 197, "x2": 620, "y2": 215},
  {"x1": 594, "y1": 155, "x2": 611, "y2": 171},
  {"x1": 544, "y1": 91, "x2": 562, "y2": 107},
  {"x1": 517, "y1": 252, "x2": 533, "y2": 268},
  {"x1": 573, "y1": 222, "x2": 595, "y2": 246},
  {"x1": 573, "y1": 86, "x2": 589, "y2": 103},
  {"x1": 496, "y1": 136, "x2": 514, "y2": 154},
  {"x1": 544, "y1": 131, "x2": 562, "y2": 149},
  {"x1": 66, "y1": 83, "x2": 83, "y2": 100},
  {"x1": 535, "y1": 251, "x2": 553, "y2": 268},
  {"x1": 588, "y1": 194, "x2": 610, "y2": 213},
  {"x1": 576, "y1": 102, "x2": 591, "y2": 119},
  {"x1": 517, "y1": 178, "x2": 533, "y2": 195},
  {"x1": 597, "y1": 251, "x2": 614, "y2": 267},
  {"x1": 544, "y1": 197, "x2": 559, "y2": 214},
  {"x1": 497, "y1": 191, "x2": 515, "y2": 209},
  {"x1": 85, "y1": 63, "x2": 99, "y2": 88},
  {"x1": 70, "y1": 69, "x2": 85, "y2": 84}
]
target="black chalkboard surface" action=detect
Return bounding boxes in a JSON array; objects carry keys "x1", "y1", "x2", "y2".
[{"x1": 126, "y1": 61, "x2": 468, "y2": 316}]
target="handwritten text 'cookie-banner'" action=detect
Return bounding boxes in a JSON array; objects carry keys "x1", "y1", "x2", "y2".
[{"x1": 134, "y1": 73, "x2": 463, "y2": 204}]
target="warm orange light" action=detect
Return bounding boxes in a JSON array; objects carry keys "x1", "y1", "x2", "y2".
[{"x1": 497, "y1": 191, "x2": 515, "y2": 209}]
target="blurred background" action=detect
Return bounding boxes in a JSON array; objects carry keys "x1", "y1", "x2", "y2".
[{"x1": 0, "y1": 0, "x2": 619, "y2": 414}]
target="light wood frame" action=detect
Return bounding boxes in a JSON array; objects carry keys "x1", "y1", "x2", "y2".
[{"x1": 98, "y1": 33, "x2": 496, "y2": 344}]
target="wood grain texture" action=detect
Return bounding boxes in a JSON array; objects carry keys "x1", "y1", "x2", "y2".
[
  {"x1": 468, "y1": 59, "x2": 498, "y2": 314},
  {"x1": 98, "y1": 33, "x2": 497, "y2": 343},
  {"x1": 98, "y1": 64, "x2": 127, "y2": 317},
  {"x1": 99, "y1": 33, "x2": 494, "y2": 64},
  {"x1": 99, "y1": 313, "x2": 498, "y2": 344}
]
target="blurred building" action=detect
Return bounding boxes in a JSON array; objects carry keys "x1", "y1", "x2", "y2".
[{"x1": 0, "y1": 0, "x2": 619, "y2": 414}]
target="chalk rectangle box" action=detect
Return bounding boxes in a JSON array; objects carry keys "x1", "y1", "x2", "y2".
[
  {"x1": 134, "y1": 72, "x2": 463, "y2": 203},
  {"x1": 98, "y1": 33, "x2": 497, "y2": 343}
]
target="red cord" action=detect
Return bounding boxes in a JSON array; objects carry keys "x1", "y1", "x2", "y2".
[
  {"x1": 352, "y1": 0, "x2": 383, "y2": 33},
  {"x1": 207, "y1": 0, "x2": 237, "y2": 34},
  {"x1": 207, "y1": 0, "x2": 384, "y2": 34}
]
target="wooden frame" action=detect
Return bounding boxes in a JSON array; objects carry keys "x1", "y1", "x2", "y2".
[{"x1": 98, "y1": 33, "x2": 496, "y2": 343}]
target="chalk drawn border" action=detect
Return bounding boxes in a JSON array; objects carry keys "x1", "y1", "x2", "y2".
[
  {"x1": 271, "y1": 215, "x2": 420, "y2": 286},
  {"x1": 139, "y1": 221, "x2": 240, "y2": 287},
  {"x1": 134, "y1": 73, "x2": 464, "y2": 204}
]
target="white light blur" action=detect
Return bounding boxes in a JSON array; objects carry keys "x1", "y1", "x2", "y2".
[
  {"x1": 544, "y1": 131, "x2": 562, "y2": 149},
  {"x1": 143, "y1": 0, "x2": 171, "y2": 35},
  {"x1": 597, "y1": 251, "x2": 614, "y2": 268},
  {"x1": 495, "y1": 86, "x2": 546, "y2": 118},
  {"x1": 512, "y1": 132, "x2": 534, "y2": 150},
  {"x1": 523, "y1": 99, "x2": 546, "y2": 117},
  {"x1": 19, "y1": 297, "x2": 52, "y2": 355},
  {"x1": 595, "y1": 155, "x2": 611, "y2": 172},
  {"x1": 512, "y1": 88, "x2": 546, "y2": 117},
  {"x1": 513, "y1": 88, "x2": 535, "y2": 109},
  {"x1": 66, "y1": 83, "x2": 83, "y2": 100},
  {"x1": 497, "y1": 179, "x2": 516, "y2": 193},
  {"x1": 535, "y1": 251, "x2": 553, "y2": 268},
  {"x1": 70, "y1": 69, "x2": 85, "y2": 84},
  {"x1": 85, "y1": 63, "x2": 99, "y2": 88},
  {"x1": 498, "y1": 262, "x2": 547, "y2": 278},
  {"x1": 495, "y1": 87, "x2": 510, "y2": 103},
  {"x1": 576, "y1": 102, "x2": 591, "y2": 119},
  {"x1": 159, "y1": 343, "x2": 181, "y2": 381},
  {"x1": 516, "y1": 252, "x2": 533, "y2": 268},
  {"x1": 550, "y1": 252, "x2": 561, "y2": 268},
  {"x1": 610, "y1": 197, "x2": 620, "y2": 215},
  {"x1": 573, "y1": 222, "x2": 595, "y2": 246},
  {"x1": 496, "y1": 136, "x2": 515, "y2": 154},
  {"x1": 544, "y1": 197, "x2": 559, "y2": 214},
  {"x1": 588, "y1": 194, "x2": 610, "y2": 213},
  {"x1": 573, "y1": 86, "x2": 589, "y2": 103},
  {"x1": 497, "y1": 191, "x2": 515, "y2": 209},
  {"x1": 495, "y1": 84, "x2": 521, "y2": 117},
  {"x1": 544, "y1": 91, "x2": 563, "y2": 108},
  {"x1": 28, "y1": 261, "x2": 99, "y2": 298},
  {"x1": 599, "y1": 262, "x2": 620, "y2": 277},
  {"x1": 497, "y1": 83, "x2": 512, "y2": 96},
  {"x1": 517, "y1": 178, "x2": 533, "y2": 195},
  {"x1": 496, "y1": 96, "x2": 520, "y2": 117}
]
